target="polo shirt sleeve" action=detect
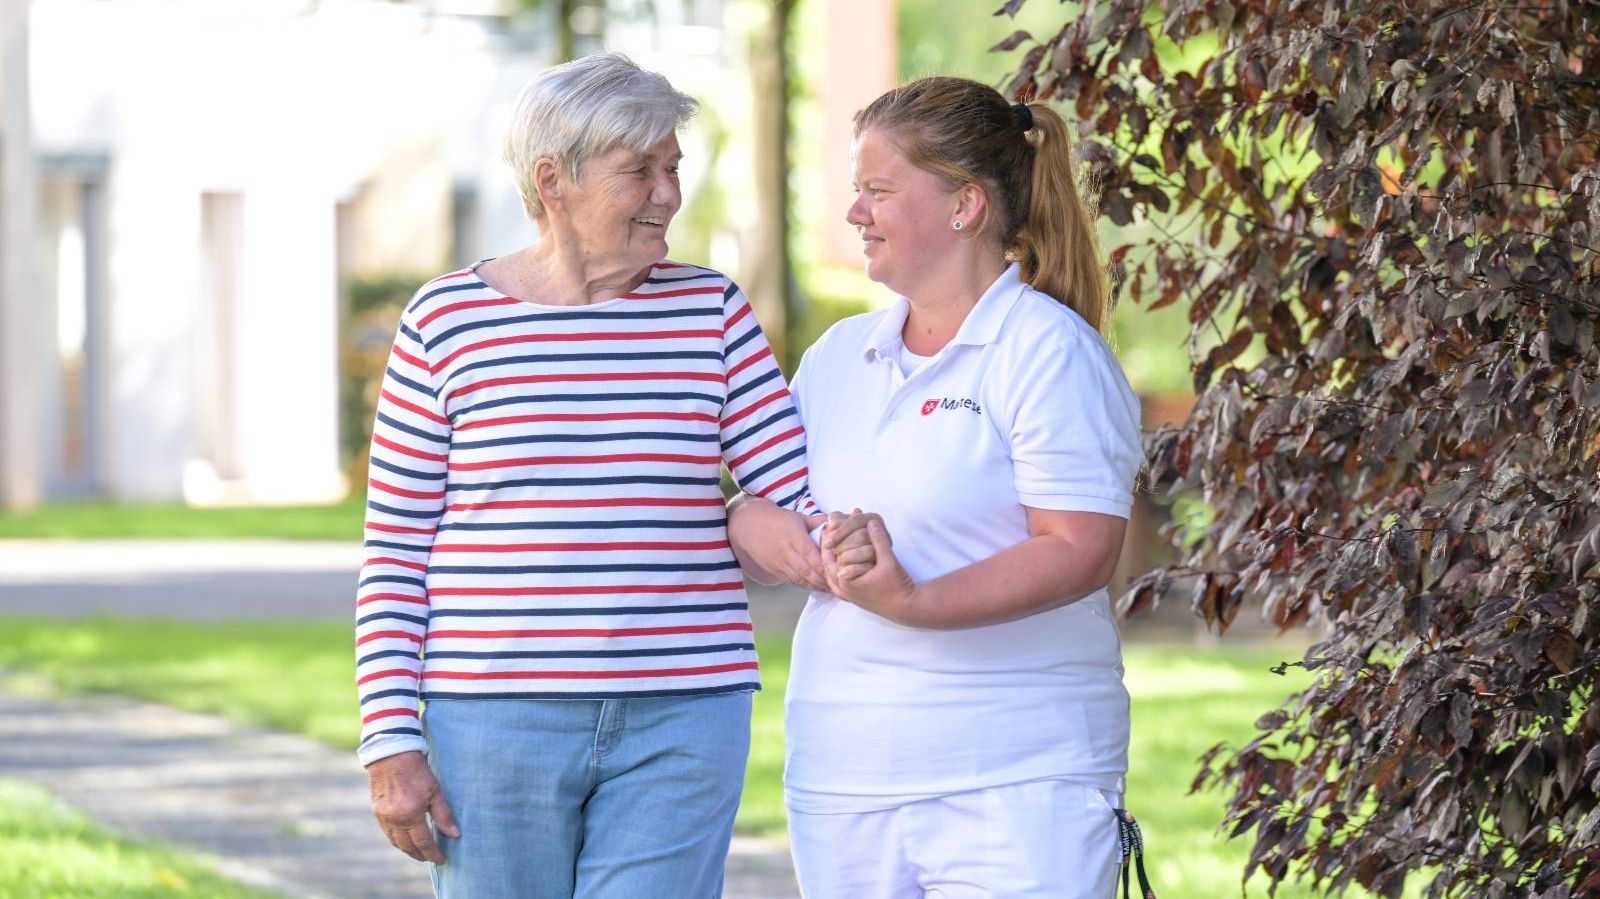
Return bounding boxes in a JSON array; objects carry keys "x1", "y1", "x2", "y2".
[{"x1": 1004, "y1": 328, "x2": 1143, "y2": 518}]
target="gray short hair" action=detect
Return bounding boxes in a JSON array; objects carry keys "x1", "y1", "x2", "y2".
[{"x1": 504, "y1": 53, "x2": 698, "y2": 221}]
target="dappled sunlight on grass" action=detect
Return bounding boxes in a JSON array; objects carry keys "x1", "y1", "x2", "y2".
[{"x1": 0, "y1": 779, "x2": 273, "y2": 897}]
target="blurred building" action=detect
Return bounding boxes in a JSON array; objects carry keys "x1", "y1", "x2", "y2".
[{"x1": 0, "y1": 0, "x2": 897, "y2": 509}]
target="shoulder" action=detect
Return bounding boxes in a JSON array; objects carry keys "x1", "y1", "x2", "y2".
[
  {"x1": 403, "y1": 264, "x2": 491, "y2": 317},
  {"x1": 1000, "y1": 286, "x2": 1108, "y2": 357},
  {"x1": 652, "y1": 260, "x2": 734, "y2": 295}
]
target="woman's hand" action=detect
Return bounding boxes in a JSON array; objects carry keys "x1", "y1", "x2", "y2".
[
  {"x1": 821, "y1": 511, "x2": 918, "y2": 623},
  {"x1": 367, "y1": 750, "x2": 459, "y2": 863},
  {"x1": 726, "y1": 494, "x2": 829, "y2": 592}
]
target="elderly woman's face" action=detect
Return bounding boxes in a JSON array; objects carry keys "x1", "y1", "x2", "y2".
[{"x1": 563, "y1": 133, "x2": 683, "y2": 268}]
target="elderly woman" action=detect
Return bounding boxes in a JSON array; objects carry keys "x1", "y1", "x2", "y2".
[{"x1": 355, "y1": 53, "x2": 822, "y2": 898}]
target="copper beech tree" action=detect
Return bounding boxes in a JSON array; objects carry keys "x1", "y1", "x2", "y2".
[{"x1": 999, "y1": 0, "x2": 1599, "y2": 895}]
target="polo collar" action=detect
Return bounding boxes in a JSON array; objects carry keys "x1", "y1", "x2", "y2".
[{"x1": 861, "y1": 264, "x2": 1028, "y2": 363}]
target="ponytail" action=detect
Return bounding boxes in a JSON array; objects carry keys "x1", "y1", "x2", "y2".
[{"x1": 1012, "y1": 103, "x2": 1109, "y2": 334}]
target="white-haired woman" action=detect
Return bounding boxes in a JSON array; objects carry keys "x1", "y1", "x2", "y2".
[{"x1": 355, "y1": 53, "x2": 824, "y2": 898}]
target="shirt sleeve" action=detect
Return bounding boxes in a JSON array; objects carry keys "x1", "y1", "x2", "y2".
[
  {"x1": 718, "y1": 280, "x2": 819, "y2": 516},
  {"x1": 354, "y1": 307, "x2": 448, "y2": 767},
  {"x1": 1004, "y1": 328, "x2": 1143, "y2": 517}
]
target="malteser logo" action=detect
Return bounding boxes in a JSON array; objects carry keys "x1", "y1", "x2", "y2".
[{"x1": 920, "y1": 397, "x2": 983, "y2": 416}]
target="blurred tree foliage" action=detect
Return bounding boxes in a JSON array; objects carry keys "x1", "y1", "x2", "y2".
[
  {"x1": 340, "y1": 274, "x2": 427, "y2": 488},
  {"x1": 1003, "y1": 0, "x2": 1600, "y2": 896}
]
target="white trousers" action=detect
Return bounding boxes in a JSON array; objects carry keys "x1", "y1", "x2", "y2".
[{"x1": 788, "y1": 780, "x2": 1123, "y2": 899}]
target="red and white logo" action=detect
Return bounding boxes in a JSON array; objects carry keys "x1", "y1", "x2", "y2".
[{"x1": 921, "y1": 399, "x2": 938, "y2": 416}]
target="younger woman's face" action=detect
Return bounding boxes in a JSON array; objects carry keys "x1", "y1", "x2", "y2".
[{"x1": 846, "y1": 127, "x2": 965, "y2": 296}]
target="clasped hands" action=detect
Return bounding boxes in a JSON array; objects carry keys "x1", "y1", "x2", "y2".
[{"x1": 726, "y1": 495, "x2": 917, "y2": 618}]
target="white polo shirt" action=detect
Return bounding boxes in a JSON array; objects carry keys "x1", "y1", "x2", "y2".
[{"x1": 784, "y1": 264, "x2": 1143, "y2": 814}]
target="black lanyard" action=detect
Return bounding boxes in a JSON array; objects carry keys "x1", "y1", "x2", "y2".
[{"x1": 1113, "y1": 808, "x2": 1157, "y2": 899}]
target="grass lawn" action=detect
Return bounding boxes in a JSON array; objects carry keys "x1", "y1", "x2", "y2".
[
  {"x1": 0, "y1": 498, "x2": 365, "y2": 541},
  {"x1": 0, "y1": 778, "x2": 274, "y2": 898},
  {"x1": 0, "y1": 616, "x2": 1378, "y2": 897}
]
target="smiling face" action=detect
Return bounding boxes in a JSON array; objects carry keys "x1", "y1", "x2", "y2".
[
  {"x1": 556, "y1": 133, "x2": 683, "y2": 271},
  {"x1": 846, "y1": 127, "x2": 974, "y2": 297}
]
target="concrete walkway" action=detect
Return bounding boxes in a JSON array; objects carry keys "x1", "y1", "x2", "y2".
[{"x1": 0, "y1": 672, "x2": 800, "y2": 899}]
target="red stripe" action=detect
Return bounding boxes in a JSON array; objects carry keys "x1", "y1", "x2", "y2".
[
  {"x1": 357, "y1": 668, "x2": 420, "y2": 686},
  {"x1": 726, "y1": 302, "x2": 752, "y2": 329},
  {"x1": 392, "y1": 345, "x2": 429, "y2": 373},
  {"x1": 427, "y1": 622, "x2": 753, "y2": 639},
  {"x1": 656, "y1": 262, "x2": 689, "y2": 269},
  {"x1": 362, "y1": 707, "x2": 419, "y2": 725},
  {"x1": 448, "y1": 370, "x2": 721, "y2": 403},
  {"x1": 430, "y1": 540, "x2": 729, "y2": 553},
  {"x1": 623, "y1": 286, "x2": 721, "y2": 300},
  {"x1": 373, "y1": 433, "x2": 448, "y2": 463},
  {"x1": 432, "y1": 268, "x2": 475, "y2": 282},
  {"x1": 722, "y1": 389, "x2": 785, "y2": 427},
  {"x1": 455, "y1": 410, "x2": 718, "y2": 432},
  {"x1": 425, "y1": 662, "x2": 759, "y2": 681},
  {"x1": 357, "y1": 593, "x2": 431, "y2": 607},
  {"x1": 755, "y1": 466, "x2": 807, "y2": 497},
  {"x1": 369, "y1": 478, "x2": 446, "y2": 501},
  {"x1": 368, "y1": 522, "x2": 438, "y2": 536},
  {"x1": 727, "y1": 345, "x2": 774, "y2": 382},
  {"x1": 448, "y1": 452, "x2": 717, "y2": 472},
  {"x1": 430, "y1": 581, "x2": 744, "y2": 597},
  {"x1": 417, "y1": 297, "x2": 519, "y2": 329},
  {"x1": 356, "y1": 630, "x2": 425, "y2": 647},
  {"x1": 432, "y1": 329, "x2": 722, "y2": 374},
  {"x1": 446, "y1": 496, "x2": 723, "y2": 512},
  {"x1": 364, "y1": 556, "x2": 428, "y2": 571},
  {"x1": 381, "y1": 389, "x2": 449, "y2": 426},
  {"x1": 729, "y1": 425, "x2": 804, "y2": 469}
]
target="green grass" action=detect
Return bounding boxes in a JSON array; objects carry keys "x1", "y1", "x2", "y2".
[
  {"x1": 0, "y1": 498, "x2": 364, "y2": 540},
  {"x1": 0, "y1": 617, "x2": 1389, "y2": 896},
  {"x1": 0, "y1": 778, "x2": 274, "y2": 898}
]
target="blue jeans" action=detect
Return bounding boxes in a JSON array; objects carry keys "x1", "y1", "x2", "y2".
[{"x1": 423, "y1": 692, "x2": 752, "y2": 899}]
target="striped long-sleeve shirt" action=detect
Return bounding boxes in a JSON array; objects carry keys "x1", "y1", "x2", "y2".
[{"x1": 355, "y1": 260, "x2": 818, "y2": 766}]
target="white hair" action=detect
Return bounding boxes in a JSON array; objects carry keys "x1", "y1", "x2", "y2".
[{"x1": 504, "y1": 53, "x2": 698, "y2": 221}]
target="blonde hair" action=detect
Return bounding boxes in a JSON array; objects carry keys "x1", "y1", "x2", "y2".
[{"x1": 854, "y1": 77, "x2": 1109, "y2": 332}]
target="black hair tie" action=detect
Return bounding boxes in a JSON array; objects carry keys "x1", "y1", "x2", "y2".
[{"x1": 1012, "y1": 102, "x2": 1034, "y2": 131}]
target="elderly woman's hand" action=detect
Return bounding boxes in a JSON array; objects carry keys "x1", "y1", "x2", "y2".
[
  {"x1": 726, "y1": 494, "x2": 829, "y2": 592},
  {"x1": 821, "y1": 511, "x2": 918, "y2": 622},
  {"x1": 367, "y1": 750, "x2": 459, "y2": 863}
]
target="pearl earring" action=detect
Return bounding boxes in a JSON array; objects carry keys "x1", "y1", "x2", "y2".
[{"x1": 952, "y1": 220, "x2": 964, "y2": 231}]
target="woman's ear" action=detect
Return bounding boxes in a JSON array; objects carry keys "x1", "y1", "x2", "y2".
[
  {"x1": 953, "y1": 182, "x2": 990, "y2": 236},
  {"x1": 533, "y1": 158, "x2": 563, "y2": 214}
]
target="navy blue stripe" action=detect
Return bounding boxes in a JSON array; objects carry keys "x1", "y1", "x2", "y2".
[
  {"x1": 451, "y1": 430, "x2": 718, "y2": 453},
  {"x1": 425, "y1": 643, "x2": 754, "y2": 661},
  {"x1": 722, "y1": 408, "x2": 798, "y2": 453},
  {"x1": 722, "y1": 284, "x2": 739, "y2": 301},
  {"x1": 406, "y1": 279, "x2": 484, "y2": 314},
  {"x1": 427, "y1": 561, "x2": 740, "y2": 575},
  {"x1": 385, "y1": 368, "x2": 436, "y2": 399},
  {"x1": 427, "y1": 306, "x2": 720, "y2": 351},
  {"x1": 740, "y1": 445, "x2": 806, "y2": 487},
  {"x1": 359, "y1": 611, "x2": 429, "y2": 628},
  {"x1": 422, "y1": 683, "x2": 759, "y2": 701},
  {"x1": 428, "y1": 602, "x2": 747, "y2": 618},
  {"x1": 364, "y1": 539, "x2": 432, "y2": 554},
  {"x1": 453, "y1": 391, "x2": 722, "y2": 417},
  {"x1": 359, "y1": 574, "x2": 425, "y2": 588},
  {"x1": 368, "y1": 501, "x2": 442, "y2": 520},
  {"x1": 443, "y1": 349, "x2": 720, "y2": 387},
  {"x1": 725, "y1": 322, "x2": 761, "y2": 358},
  {"x1": 360, "y1": 726, "x2": 423, "y2": 743},
  {"x1": 446, "y1": 474, "x2": 720, "y2": 491},
  {"x1": 646, "y1": 271, "x2": 721, "y2": 286},
  {"x1": 369, "y1": 456, "x2": 447, "y2": 481},
  {"x1": 399, "y1": 322, "x2": 424, "y2": 344},
  {"x1": 376, "y1": 412, "x2": 449, "y2": 444},
  {"x1": 726, "y1": 367, "x2": 779, "y2": 405},
  {"x1": 361, "y1": 688, "x2": 422, "y2": 703},
  {"x1": 437, "y1": 518, "x2": 725, "y2": 532},
  {"x1": 773, "y1": 486, "x2": 807, "y2": 510},
  {"x1": 358, "y1": 649, "x2": 421, "y2": 666}
]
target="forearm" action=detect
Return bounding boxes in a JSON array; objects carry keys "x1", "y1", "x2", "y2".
[
  {"x1": 883, "y1": 533, "x2": 1118, "y2": 630},
  {"x1": 726, "y1": 493, "x2": 814, "y2": 586}
]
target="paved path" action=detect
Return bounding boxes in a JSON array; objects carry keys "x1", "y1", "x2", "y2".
[
  {"x1": 0, "y1": 672, "x2": 800, "y2": 899},
  {"x1": 0, "y1": 539, "x2": 812, "y2": 632}
]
